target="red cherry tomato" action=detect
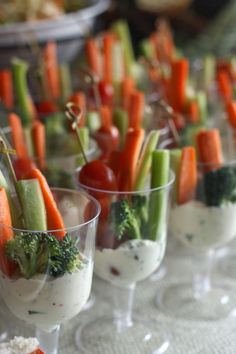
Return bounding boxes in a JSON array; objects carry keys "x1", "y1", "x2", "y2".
[
  {"x1": 13, "y1": 158, "x2": 36, "y2": 180},
  {"x1": 36, "y1": 101, "x2": 59, "y2": 116},
  {"x1": 94, "y1": 126, "x2": 120, "y2": 161},
  {"x1": 79, "y1": 160, "x2": 117, "y2": 198},
  {"x1": 98, "y1": 80, "x2": 114, "y2": 106}
]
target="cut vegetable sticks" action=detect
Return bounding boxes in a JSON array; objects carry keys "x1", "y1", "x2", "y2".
[
  {"x1": 25, "y1": 168, "x2": 66, "y2": 239},
  {"x1": 177, "y1": 146, "x2": 197, "y2": 205},
  {"x1": 85, "y1": 38, "x2": 101, "y2": 77},
  {"x1": 99, "y1": 105, "x2": 112, "y2": 132},
  {"x1": 43, "y1": 42, "x2": 60, "y2": 101},
  {"x1": 128, "y1": 90, "x2": 144, "y2": 129},
  {"x1": 121, "y1": 77, "x2": 135, "y2": 110},
  {"x1": 118, "y1": 128, "x2": 145, "y2": 191},
  {"x1": 69, "y1": 92, "x2": 86, "y2": 127},
  {"x1": 196, "y1": 129, "x2": 223, "y2": 172},
  {"x1": 8, "y1": 113, "x2": 28, "y2": 158},
  {"x1": 168, "y1": 59, "x2": 189, "y2": 113},
  {"x1": 0, "y1": 188, "x2": 15, "y2": 276},
  {"x1": 226, "y1": 100, "x2": 236, "y2": 128},
  {"x1": 32, "y1": 120, "x2": 46, "y2": 171},
  {"x1": 103, "y1": 32, "x2": 115, "y2": 83},
  {"x1": 0, "y1": 70, "x2": 13, "y2": 109},
  {"x1": 186, "y1": 100, "x2": 199, "y2": 124},
  {"x1": 217, "y1": 71, "x2": 232, "y2": 103}
]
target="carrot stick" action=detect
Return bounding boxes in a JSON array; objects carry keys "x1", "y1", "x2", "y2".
[
  {"x1": 8, "y1": 113, "x2": 28, "y2": 158},
  {"x1": 0, "y1": 70, "x2": 13, "y2": 109},
  {"x1": 177, "y1": 147, "x2": 197, "y2": 205},
  {"x1": 186, "y1": 99, "x2": 199, "y2": 124},
  {"x1": 43, "y1": 42, "x2": 60, "y2": 101},
  {"x1": 85, "y1": 38, "x2": 101, "y2": 77},
  {"x1": 24, "y1": 168, "x2": 66, "y2": 239},
  {"x1": 99, "y1": 105, "x2": 112, "y2": 132},
  {"x1": 118, "y1": 128, "x2": 145, "y2": 191},
  {"x1": 69, "y1": 92, "x2": 86, "y2": 127},
  {"x1": 128, "y1": 90, "x2": 144, "y2": 129},
  {"x1": 196, "y1": 129, "x2": 223, "y2": 172},
  {"x1": 217, "y1": 71, "x2": 232, "y2": 103},
  {"x1": 103, "y1": 32, "x2": 115, "y2": 83},
  {"x1": 168, "y1": 59, "x2": 189, "y2": 113},
  {"x1": 0, "y1": 188, "x2": 15, "y2": 276},
  {"x1": 32, "y1": 120, "x2": 46, "y2": 171},
  {"x1": 121, "y1": 77, "x2": 135, "y2": 110},
  {"x1": 226, "y1": 100, "x2": 236, "y2": 128}
]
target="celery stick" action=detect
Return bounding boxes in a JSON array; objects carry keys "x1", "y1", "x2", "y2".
[
  {"x1": 134, "y1": 130, "x2": 160, "y2": 190},
  {"x1": 75, "y1": 127, "x2": 89, "y2": 166},
  {"x1": 139, "y1": 39, "x2": 155, "y2": 60},
  {"x1": 12, "y1": 58, "x2": 33, "y2": 126},
  {"x1": 113, "y1": 107, "x2": 128, "y2": 147},
  {"x1": 59, "y1": 63, "x2": 72, "y2": 103},
  {"x1": 0, "y1": 170, "x2": 21, "y2": 228},
  {"x1": 149, "y1": 150, "x2": 170, "y2": 241},
  {"x1": 203, "y1": 55, "x2": 215, "y2": 90},
  {"x1": 170, "y1": 149, "x2": 181, "y2": 203},
  {"x1": 111, "y1": 20, "x2": 135, "y2": 75},
  {"x1": 17, "y1": 179, "x2": 47, "y2": 231},
  {"x1": 24, "y1": 127, "x2": 34, "y2": 157},
  {"x1": 196, "y1": 91, "x2": 208, "y2": 125},
  {"x1": 112, "y1": 41, "x2": 124, "y2": 82},
  {"x1": 86, "y1": 111, "x2": 101, "y2": 133}
]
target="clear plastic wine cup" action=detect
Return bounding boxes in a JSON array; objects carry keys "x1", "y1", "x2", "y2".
[
  {"x1": 75, "y1": 172, "x2": 174, "y2": 354},
  {"x1": 156, "y1": 160, "x2": 236, "y2": 321},
  {"x1": 0, "y1": 188, "x2": 100, "y2": 354}
]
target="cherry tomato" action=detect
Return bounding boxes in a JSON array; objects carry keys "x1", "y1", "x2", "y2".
[
  {"x1": 94, "y1": 126, "x2": 120, "y2": 161},
  {"x1": 98, "y1": 80, "x2": 114, "y2": 106},
  {"x1": 36, "y1": 101, "x2": 59, "y2": 116},
  {"x1": 13, "y1": 158, "x2": 36, "y2": 180},
  {"x1": 79, "y1": 160, "x2": 117, "y2": 198}
]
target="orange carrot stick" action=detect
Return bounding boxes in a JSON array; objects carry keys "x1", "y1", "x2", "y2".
[
  {"x1": 8, "y1": 113, "x2": 28, "y2": 158},
  {"x1": 103, "y1": 32, "x2": 115, "y2": 83},
  {"x1": 128, "y1": 90, "x2": 144, "y2": 129},
  {"x1": 85, "y1": 38, "x2": 101, "y2": 77},
  {"x1": 226, "y1": 100, "x2": 236, "y2": 128},
  {"x1": 168, "y1": 59, "x2": 189, "y2": 113},
  {"x1": 69, "y1": 91, "x2": 86, "y2": 127},
  {"x1": 217, "y1": 71, "x2": 232, "y2": 103},
  {"x1": 121, "y1": 77, "x2": 135, "y2": 110},
  {"x1": 177, "y1": 147, "x2": 197, "y2": 205},
  {"x1": 0, "y1": 70, "x2": 13, "y2": 109},
  {"x1": 99, "y1": 105, "x2": 112, "y2": 132},
  {"x1": 196, "y1": 129, "x2": 223, "y2": 172},
  {"x1": 118, "y1": 128, "x2": 145, "y2": 191},
  {"x1": 32, "y1": 120, "x2": 46, "y2": 171},
  {"x1": 43, "y1": 42, "x2": 60, "y2": 101},
  {"x1": 0, "y1": 188, "x2": 15, "y2": 276},
  {"x1": 186, "y1": 100, "x2": 199, "y2": 124},
  {"x1": 25, "y1": 168, "x2": 66, "y2": 239}
]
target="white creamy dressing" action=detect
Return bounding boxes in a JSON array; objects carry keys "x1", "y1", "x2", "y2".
[
  {"x1": 169, "y1": 200, "x2": 236, "y2": 251},
  {"x1": 95, "y1": 239, "x2": 166, "y2": 287},
  {"x1": 0, "y1": 259, "x2": 93, "y2": 333},
  {"x1": 0, "y1": 336, "x2": 39, "y2": 354}
]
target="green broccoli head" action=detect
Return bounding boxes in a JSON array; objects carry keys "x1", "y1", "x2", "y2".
[
  {"x1": 6, "y1": 232, "x2": 83, "y2": 279},
  {"x1": 204, "y1": 166, "x2": 236, "y2": 207},
  {"x1": 110, "y1": 196, "x2": 148, "y2": 241}
]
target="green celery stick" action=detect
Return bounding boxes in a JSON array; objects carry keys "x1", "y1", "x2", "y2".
[
  {"x1": 113, "y1": 107, "x2": 128, "y2": 148},
  {"x1": 24, "y1": 127, "x2": 34, "y2": 157},
  {"x1": 86, "y1": 111, "x2": 101, "y2": 133},
  {"x1": 12, "y1": 58, "x2": 34, "y2": 126},
  {"x1": 196, "y1": 91, "x2": 208, "y2": 125},
  {"x1": 111, "y1": 20, "x2": 135, "y2": 75},
  {"x1": 170, "y1": 149, "x2": 181, "y2": 203},
  {"x1": 112, "y1": 41, "x2": 124, "y2": 82},
  {"x1": 149, "y1": 150, "x2": 170, "y2": 241},
  {"x1": 203, "y1": 55, "x2": 216, "y2": 90},
  {"x1": 0, "y1": 170, "x2": 21, "y2": 228},
  {"x1": 17, "y1": 179, "x2": 47, "y2": 231},
  {"x1": 134, "y1": 130, "x2": 160, "y2": 190},
  {"x1": 75, "y1": 126, "x2": 89, "y2": 166},
  {"x1": 139, "y1": 39, "x2": 155, "y2": 60},
  {"x1": 59, "y1": 63, "x2": 72, "y2": 103}
]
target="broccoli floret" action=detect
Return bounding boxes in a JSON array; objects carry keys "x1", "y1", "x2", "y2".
[
  {"x1": 6, "y1": 232, "x2": 83, "y2": 279},
  {"x1": 110, "y1": 196, "x2": 148, "y2": 241},
  {"x1": 204, "y1": 166, "x2": 236, "y2": 207}
]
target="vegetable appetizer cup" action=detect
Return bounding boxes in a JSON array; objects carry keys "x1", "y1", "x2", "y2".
[
  {"x1": 76, "y1": 153, "x2": 174, "y2": 353},
  {"x1": 0, "y1": 164, "x2": 100, "y2": 354},
  {"x1": 157, "y1": 134, "x2": 236, "y2": 321}
]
